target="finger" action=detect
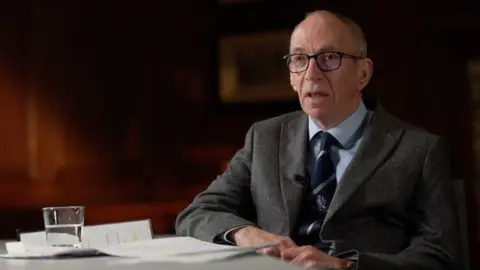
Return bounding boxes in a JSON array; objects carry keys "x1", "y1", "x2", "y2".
[
  {"x1": 279, "y1": 238, "x2": 297, "y2": 248},
  {"x1": 280, "y1": 246, "x2": 310, "y2": 260},
  {"x1": 291, "y1": 256, "x2": 332, "y2": 269},
  {"x1": 283, "y1": 249, "x2": 312, "y2": 263},
  {"x1": 286, "y1": 238, "x2": 298, "y2": 248},
  {"x1": 303, "y1": 257, "x2": 353, "y2": 269},
  {"x1": 333, "y1": 258, "x2": 354, "y2": 269},
  {"x1": 256, "y1": 247, "x2": 270, "y2": 254},
  {"x1": 280, "y1": 248, "x2": 299, "y2": 260},
  {"x1": 288, "y1": 253, "x2": 310, "y2": 265},
  {"x1": 320, "y1": 256, "x2": 354, "y2": 269},
  {"x1": 257, "y1": 247, "x2": 281, "y2": 258},
  {"x1": 277, "y1": 243, "x2": 295, "y2": 252},
  {"x1": 304, "y1": 260, "x2": 319, "y2": 268}
]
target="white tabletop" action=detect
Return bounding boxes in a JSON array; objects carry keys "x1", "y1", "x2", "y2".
[{"x1": 0, "y1": 240, "x2": 306, "y2": 270}]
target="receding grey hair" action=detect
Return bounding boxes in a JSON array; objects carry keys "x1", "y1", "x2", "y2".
[{"x1": 303, "y1": 10, "x2": 368, "y2": 57}]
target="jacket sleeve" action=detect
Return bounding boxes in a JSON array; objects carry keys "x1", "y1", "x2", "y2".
[{"x1": 175, "y1": 124, "x2": 257, "y2": 243}]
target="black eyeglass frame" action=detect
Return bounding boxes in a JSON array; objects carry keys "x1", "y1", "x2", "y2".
[{"x1": 283, "y1": 51, "x2": 364, "y2": 73}]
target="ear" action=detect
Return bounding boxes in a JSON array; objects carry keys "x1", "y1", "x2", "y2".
[{"x1": 358, "y1": 58, "x2": 373, "y2": 90}]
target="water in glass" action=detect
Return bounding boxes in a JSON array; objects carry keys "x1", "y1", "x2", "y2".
[{"x1": 43, "y1": 206, "x2": 85, "y2": 248}]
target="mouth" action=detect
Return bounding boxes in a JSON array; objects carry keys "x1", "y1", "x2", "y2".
[{"x1": 306, "y1": 91, "x2": 329, "y2": 98}]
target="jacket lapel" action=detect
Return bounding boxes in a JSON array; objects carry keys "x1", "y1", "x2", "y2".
[
  {"x1": 279, "y1": 113, "x2": 309, "y2": 232},
  {"x1": 323, "y1": 106, "x2": 404, "y2": 226}
]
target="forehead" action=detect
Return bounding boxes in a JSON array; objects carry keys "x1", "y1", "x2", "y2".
[{"x1": 289, "y1": 14, "x2": 353, "y2": 53}]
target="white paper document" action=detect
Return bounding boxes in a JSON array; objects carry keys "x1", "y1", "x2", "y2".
[
  {"x1": 1, "y1": 236, "x2": 279, "y2": 263},
  {"x1": 0, "y1": 219, "x2": 153, "y2": 259},
  {"x1": 19, "y1": 219, "x2": 153, "y2": 248},
  {"x1": 100, "y1": 237, "x2": 278, "y2": 263}
]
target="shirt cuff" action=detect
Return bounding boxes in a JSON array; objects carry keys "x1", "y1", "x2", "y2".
[
  {"x1": 222, "y1": 225, "x2": 250, "y2": 245},
  {"x1": 347, "y1": 253, "x2": 358, "y2": 261}
]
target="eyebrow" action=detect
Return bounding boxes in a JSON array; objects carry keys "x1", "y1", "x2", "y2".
[
  {"x1": 289, "y1": 45, "x2": 341, "y2": 54},
  {"x1": 290, "y1": 46, "x2": 305, "y2": 53},
  {"x1": 318, "y1": 45, "x2": 340, "y2": 52}
]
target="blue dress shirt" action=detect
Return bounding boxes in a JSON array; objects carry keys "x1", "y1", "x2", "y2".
[{"x1": 308, "y1": 101, "x2": 371, "y2": 183}]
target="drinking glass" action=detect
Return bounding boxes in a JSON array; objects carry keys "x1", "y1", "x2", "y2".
[{"x1": 42, "y1": 206, "x2": 85, "y2": 247}]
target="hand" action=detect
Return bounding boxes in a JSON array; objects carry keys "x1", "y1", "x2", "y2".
[
  {"x1": 281, "y1": 245, "x2": 354, "y2": 269},
  {"x1": 232, "y1": 225, "x2": 297, "y2": 257}
]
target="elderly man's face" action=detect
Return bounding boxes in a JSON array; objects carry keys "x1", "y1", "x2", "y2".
[{"x1": 289, "y1": 14, "x2": 368, "y2": 123}]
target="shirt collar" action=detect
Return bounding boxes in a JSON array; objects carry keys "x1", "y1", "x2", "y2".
[{"x1": 308, "y1": 101, "x2": 368, "y2": 148}]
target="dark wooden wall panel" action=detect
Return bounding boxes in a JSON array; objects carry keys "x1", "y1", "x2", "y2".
[{"x1": 0, "y1": 0, "x2": 478, "y2": 265}]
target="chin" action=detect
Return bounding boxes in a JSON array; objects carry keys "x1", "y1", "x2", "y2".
[{"x1": 304, "y1": 106, "x2": 331, "y2": 119}]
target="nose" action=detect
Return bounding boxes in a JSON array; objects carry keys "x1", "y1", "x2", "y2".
[{"x1": 304, "y1": 57, "x2": 325, "y2": 81}]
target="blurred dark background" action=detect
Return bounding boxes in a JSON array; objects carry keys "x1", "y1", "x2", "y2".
[{"x1": 0, "y1": 0, "x2": 479, "y2": 266}]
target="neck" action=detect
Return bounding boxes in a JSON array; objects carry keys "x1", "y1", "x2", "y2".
[{"x1": 313, "y1": 98, "x2": 361, "y2": 129}]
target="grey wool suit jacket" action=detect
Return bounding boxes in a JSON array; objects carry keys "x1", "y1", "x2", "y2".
[{"x1": 175, "y1": 103, "x2": 461, "y2": 270}]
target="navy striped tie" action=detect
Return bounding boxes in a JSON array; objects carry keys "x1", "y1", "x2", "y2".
[{"x1": 298, "y1": 131, "x2": 338, "y2": 250}]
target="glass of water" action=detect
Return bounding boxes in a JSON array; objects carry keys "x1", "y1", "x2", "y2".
[{"x1": 42, "y1": 206, "x2": 85, "y2": 248}]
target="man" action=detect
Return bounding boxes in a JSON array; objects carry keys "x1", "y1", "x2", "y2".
[{"x1": 176, "y1": 10, "x2": 460, "y2": 269}]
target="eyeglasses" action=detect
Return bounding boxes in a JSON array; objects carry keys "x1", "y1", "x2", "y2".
[{"x1": 283, "y1": 51, "x2": 364, "y2": 73}]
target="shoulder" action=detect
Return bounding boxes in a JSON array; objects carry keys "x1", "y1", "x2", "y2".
[
  {"x1": 249, "y1": 110, "x2": 306, "y2": 133},
  {"x1": 374, "y1": 105, "x2": 444, "y2": 148}
]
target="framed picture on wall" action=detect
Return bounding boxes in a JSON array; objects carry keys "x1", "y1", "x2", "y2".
[{"x1": 218, "y1": 29, "x2": 296, "y2": 103}]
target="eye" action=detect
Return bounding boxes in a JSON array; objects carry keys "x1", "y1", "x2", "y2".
[
  {"x1": 291, "y1": 54, "x2": 307, "y2": 62},
  {"x1": 322, "y1": 52, "x2": 338, "y2": 61}
]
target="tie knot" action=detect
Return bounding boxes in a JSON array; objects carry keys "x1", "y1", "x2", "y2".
[{"x1": 319, "y1": 132, "x2": 338, "y2": 151}]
